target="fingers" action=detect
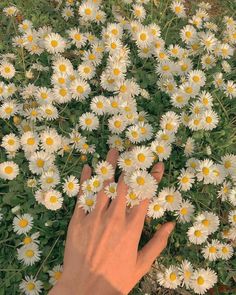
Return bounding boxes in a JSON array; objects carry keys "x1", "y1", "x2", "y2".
[
  {"x1": 73, "y1": 164, "x2": 92, "y2": 220},
  {"x1": 95, "y1": 149, "x2": 119, "y2": 213},
  {"x1": 128, "y1": 162, "x2": 164, "y2": 222},
  {"x1": 135, "y1": 222, "x2": 175, "y2": 279},
  {"x1": 108, "y1": 172, "x2": 128, "y2": 218}
]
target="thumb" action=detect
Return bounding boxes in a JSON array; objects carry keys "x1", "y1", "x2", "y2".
[{"x1": 135, "y1": 221, "x2": 175, "y2": 279}]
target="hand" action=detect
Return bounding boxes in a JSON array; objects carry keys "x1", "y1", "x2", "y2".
[{"x1": 48, "y1": 148, "x2": 175, "y2": 295}]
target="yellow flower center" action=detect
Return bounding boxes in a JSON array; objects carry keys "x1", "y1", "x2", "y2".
[
  {"x1": 169, "y1": 272, "x2": 177, "y2": 281},
  {"x1": 77, "y1": 86, "x2": 84, "y2": 94},
  {"x1": 181, "y1": 176, "x2": 189, "y2": 183},
  {"x1": 137, "y1": 177, "x2": 145, "y2": 185},
  {"x1": 50, "y1": 196, "x2": 58, "y2": 203},
  {"x1": 85, "y1": 199, "x2": 94, "y2": 206},
  {"x1": 197, "y1": 276, "x2": 205, "y2": 285},
  {"x1": 26, "y1": 282, "x2": 35, "y2": 290},
  {"x1": 156, "y1": 146, "x2": 164, "y2": 154},
  {"x1": 4, "y1": 166, "x2": 13, "y2": 174},
  {"x1": 25, "y1": 249, "x2": 34, "y2": 257},
  {"x1": 166, "y1": 195, "x2": 174, "y2": 203},
  {"x1": 137, "y1": 153, "x2": 146, "y2": 162},
  {"x1": 85, "y1": 118, "x2": 92, "y2": 125},
  {"x1": 209, "y1": 246, "x2": 216, "y2": 253},
  {"x1": 194, "y1": 230, "x2": 202, "y2": 237},
  {"x1": 180, "y1": 207, "x2": 188, "y2": 215},
  {"x1": 23, "y1": 236, "x2": 32, "y2": 245},
  {"x1": 36, "y1": 159, "x2": 44, "y2": 168},
  {"x1": 153, "y1": 204, "x2": 161, "y2": 211},
  {"x1": 19, "y1": 219, "x2": 28, "y2": 227},
  {"x1": 46, "y1": 137, "x2": 54, "y2": 146},
  {"x1": 51, "y1": 40, "x2": 58, "y2": 48},
  {"x1": 202, "y1": 167, "x2": 209, "y2": 175}
]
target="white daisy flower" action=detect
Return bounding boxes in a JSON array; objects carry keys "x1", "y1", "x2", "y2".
[
  {"x1": 77, "y1": 194, "x2": 97, "y2": 213},
  {"x1": 13, "y1": 214, "x2": 33, "y2": 235},
  {"x1": 95, "y1": 160, "x2": 114, "y2": 181},
  {"x1": 104, "y1": 182, "x2": 117, "y2": 199},
  {"x1": 194, "y1": 211, "x2": 220, "y2": 235},
  {"x1": 131, "y1": 146, "x2": 154, "y2": 170},
  {"x1": 201, "y1": 239, "x2": 221, "y2": 261},
  {"x1": 180, "y1": 25, "x2": 197, "y2": 44},
  {"x1": 0, "y1": 161, "x2": 19, "y2": 180},
  {"x1": 107, "y1": 135, "x2": 124, "y2": 152},
  {"x1": 90, "y1": 175, "x2": 104, "y2": 193},
  {"x1": 157, "y1": 265, "x2": 182, "y2": 289},
  {"x1": 70, "y1": 78, "x2": 91, "y2": 101},
  {"x1": 178, "y1": 169, "x2": 195, "y2": 191},
  {"x1": 29, "y1": 151, "x2": 55, "y2": 175},
  {"x1": 125, "y1": 190, "x2": 140, "y2": 208},
  {"x1": 128, "y1": 170, "x2": 158, "y2": 199},
  {"x1": 21, "y1": 232, "x2": 40, "y2": 246},
  {"x1": 40, "y1": 128, "x2": 62, "y2": 153},
  {"x1": 196, "y1": 159, "x2": 215, "y2": 184},
  {"x1": 79, "y1": 112, "x2": 99, "y2": 131},
  {"x1": 187, "y1": 224, "x2": 209, "y2": 245},
  {"x1": 171, "y1": 1, "x2": 186, "y2": 18},
  {"x1": 188, "y1": 70, "x2": 206, "y2": 87},
  {"x1": 178, "y1": 260, "x2": 193, "y2": 290},
  {"x1": 44, "y1": 190, "x2": 63, "y2": 210},
  {"x1": 1, "y1": 133, "x2": 20, "y2": 153},
  {"x1": 21, "y1": 131, "x2": 39, "y2": 153},
  {"x1": 190, "y1": 268, "x2": 217, "y2": 294},
  {"x1": 228, "y1": 209, "x2": 236, "y2": 227},
  {"x1": 147, "y1": 197, "x2": 166, "y2": 219},
  {"x1": 150, "y1": 140, "x2": 172, "y2": 161},
  {"x1": 44, "y1": 33, "x2": 66, "y2": 54},
  {"x1": 224, "y1": 80, "x2": 236, "y2": 99},
  {"x1": 218, "y1": 243, "x2": 234, "y2": 260},
  {"x1": 201, "y1": 110, "x2": 219, "y2": 130},
  {"x1": 108, "y1": 115, "x2": 128, "y2": 134},
  {"x1": 40, "y1": 171, "x2": 60, "y2": 190},
  {"x1": 175, "y1": 200, "x2": 195, "y2": 223},
  {"x1": 17, "y1": 243, "x2": 41, "y2": 266},
  {"x1": 160, "y1": 111, "x2": 180, "y2": 133},
  {"x1": 118, "y1": 151, "x2": 135, "y2": 173},
  {"x1": 90, "y1": 95, "x2": 107, "y2": 115},
  {"x1": 0, "y1": 99, "x2": 20, "y2": 119},
  {"x1": 48, "y1": 264, "x2": 63, "y2": 286},
  {"x1": 0, "y1": 62, "x2": 15, "y2": 79},
  {"x1": 158, "y1": 187, "x2": 182, "y2": 211},
  {"x1": 63, "y1": 175, "x2": 80, "y2": 197},
  {"x1": 19, "y1": 275, "x2": 43, "y2": 295},
  {"x1": 67, "y1": 28, "x2": 86, "y2": 48}
]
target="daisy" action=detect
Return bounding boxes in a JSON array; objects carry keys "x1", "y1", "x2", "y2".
[
  {"x1": 44, "y1": 33, "x2": 66, "y2": 54},
  {"x1": 157, "y1": 265, "x2": 182, "y2": 289},
  {"x1": 13, "y1": 214, "x2": 33, "y2": 235},
  {"x1": 0, "y1": 62, "x2": 15, "y2": 79},
  {"x1": 188, "y1": 70, "x2": 206, "y2": 87},
  {"x1": 1, "y1": 133, "x2": 20, "y2": 153},
  {"x1": 221, "y1": 154, "x2": 236, "y2": 175},
  {"x1": 201, "y1": 54, "x2": 216, "y2": 70},
  {"x1": 67, "y1": 28, "x2": 86, "y2": 48},
  {"x1": 62, "y1": 7, "x2": 74, "y2": 20},
  {"x1": 188, "y1": 115, "x2": 203, "y2": 131},
  {"x1": 178, "y1": 169, "x2": 195, "y2": 191},
  {"x1": 228, "y1": 209, "x2": 236, "y2": 227},
  {"x1": 180, "y1": 82, "x2": 200, "y2": 98},
  {"x1": 201, "y1": 110, "x2": 219, "y2": 130},
  {"x1": 198, "y1": 91, "x2": 213, "y2": 108},
  {"x1": 125, "y1": 190, "x2": 140, "y2": 208},
  {"x1": 104, "y1": 182, "x2": 117, "y2": 199},
  {"x1": 63, "y1": 175, "x2": 80, "y2": 197},
  {"x1": 77, "y1": 194, "x2": 97, "y2": 213},
  {"x1": 44, "y1": 190, "x2": 63, "y2": 210},
  {"x1": 158, "y1": 187, "x2": 182, "y2": 211},
  {"x1": 118, "y1": 151, "x2": 135, "y2": 173},
  {"x1": 190, "y1": 268, "x2": 217, "y2": 294},
  {"x1": 78, "y1": 62, "x2": 96, "y2": 80},
  {"x1": 224, "y1": 80, "x2": 236, "y2": 99},
  {"x1": 78, "y1": 1, "x2": 97, "y2": 21},
  {"x1": 19, "y1": 276, "x2": 43, "y2": 295},
  {"x1": 35, "y1": 87, "x2": 54, "y2": 105},
  {"x1": 132, "y1": 4, "x2": 146, "y2": 20},
  {"x1": 201, "y1": 239, "x2": 221, "y2": 261},
  {"x1": 180, "y1": 25, "x2": 197, "y2": 44},
  {"x1": 200, "y1": 31, "x2": 217, "y2": 52},
  {"x1": 194, "y1": 212, "x2": 220, "y2": 234},
  {"x1": 95, "y1": 160, "x2": 114, "y2": 181},
  {"x1": 70, "y1": 78, "x2": 91, "y2": 100},
  {"x1": 147, "y1": 197, "x2": 166, "y2": 219},
  {"x1": 107, "y1": 135, "x2": 124, "y2": 152},
  {"x1": 211, "y1": 164, "x2": 226, "y2": 185},
  {"x1": 52, "y1": 57, "x2": 74, "y2": 75},
  {"x1": 175, "y1": 200, "x2": 195, "y2": 223},
  {"x1": 184, "y1": 137, "x2": 195, "y2": 156},
  {"x1": 40, "y1": 104, "x2": 59, "y2": 120},
  {"x1": 128, "y1": 170, "x2": 157, "y2": 199},
  {"x1": 171, "y1": 1, "x2": 186, "y2": 18},
  {"x1": 0, "y1": 161, "x2": 19, "y2": 180},
  {"x1": 178, "y1": 58, "x2": 193, "y2": 75},
  {"x1": 150, "y1": 140, "x2": 172, "y2": 161},
  {"x1": 228, "y1": 188, "x2": 236, "y2": 206},
  {"x1": 218, "y1": 243, "x2": 234, "y2": 260},
  {"x1": 29, "y1": 151, "x2": 54, "y2": 175},
  {"x1": 125, "y1": 125, "x2": 142, "y2": 143},
  {"x1": 178, "y1": 260, "x2": 193, "y2": 289},
  {"x1": 171, "y1": 91, "x2": 189, "y2": 108},
  {"x1": 108, "y1": 115, "x2": 127, "y2": 134},
  {"x1": 48, "y1": 265, "x2": 63, "y2": 286},
  {"x1": 131, "y1": 146, "x2": 154, "y2": 170},
  {"x1": 187, "y1": 224, "x2": 208, "y2": 245},
  {"x1": 90, "y1": 176, "x2": 104, "y2": 193},
  {"x1": 40, "y1": 128, "x2": 61, "y2": 153},
  {"x1": 79, "y1": 112, "x2": 99, "y2": 131},
  {"x1": 40, "y1": 171, "x2": 60, "y2": 190},
  {"x1": 17, "y1": 243, "x2": 41, "y2": 266},
  {"x1": 160, "y1": 111, "x2": 180, "y2": 133},
  {"x1": 21, "y1": 232, "x2": 40, "y2": 246},
  {"x1": 196, "y1": 159, "x2": 215, "y2": 184},
  {"x1": 0, "y1": 99, "x2": 20, "y2": 119},
  {"x1": 217, "y1": 181, "x2": 232, "y2": 201},
  {"x1": 90, "y1": 95, "x2": 108, "y2": 115}
]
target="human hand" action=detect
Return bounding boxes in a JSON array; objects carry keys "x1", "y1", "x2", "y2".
[{"x1": 48, "y1": 148, "x2": 175, "y2": 295}]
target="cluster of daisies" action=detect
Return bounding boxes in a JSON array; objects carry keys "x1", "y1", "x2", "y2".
[{"x1": 1, "y1": 0, "x2": 236, "y2": 294}]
